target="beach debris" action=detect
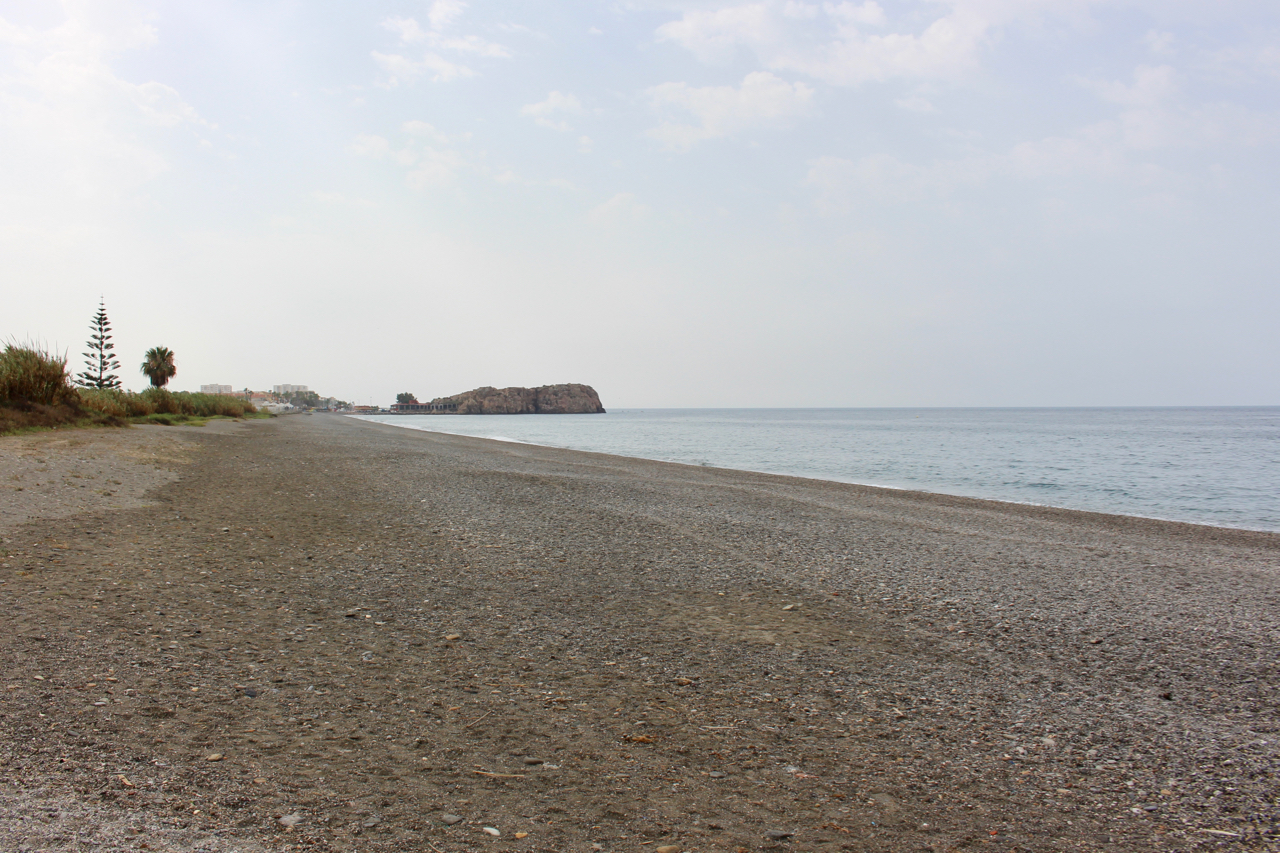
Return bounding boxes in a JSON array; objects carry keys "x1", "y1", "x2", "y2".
[
  {"x1": 441, "y1": 814, "x2": 464, "y2": 825},
  {"x1": 481, "y1": 826, "x2": 501, "y2": 836},
  {"x1": 278, "y1": 813, "x2": 303, "y2": 828}
]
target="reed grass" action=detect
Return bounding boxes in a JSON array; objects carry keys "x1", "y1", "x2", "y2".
[
  {"x1": 77, "y1": 388, "x2": 258, "y2": 418},
  {"x1": 0, "y1": 342, "x2": 76, "y2": 406}
]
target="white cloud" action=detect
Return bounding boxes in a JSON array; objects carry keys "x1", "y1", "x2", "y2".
[
  {"x1": 656, "y1": 4, "x2": 774, "y2": 64},
  {"x1": 372, "y1": 51, "x2": 474, "y2": 85},
  {"x1": 0, "y1": 3, "x2": 208, "y2": 206},
  {"x1": 657, "y1": 0, "x2": 1095, "y2": 85},
  {"x1": 350, "y1": 133, "x2": 391, "y2": 157},
  {"x1": 382, "y1": 16, "x2": 427, "y2": 44},
  {"x1": 406, "y1": 147, "x2": 468, "y2": 189},
  {"x1": 428, "y1": 0, "x2": 467, "y2": 32},
  {"x1": 521, "y1": 91, "x2": 584, "y2": 131},
  {"x1": 1078, "y1": 64, "x2": 1280, "y2": 152},
  {"x1": 648, "y1": 71, "x2": 814, "y2": 149},
  {"x1": 1088, "y1": 63, "x2": 1176, "y2": 108},
  {"x1": 350, "y1": 123, "x2": 509, "y2": 191},
  {"x1": 374, "y1": 2, "x2": 508, "y2": 86},
  {"x1": 805, "y1": 152, "x2": 994, "y2": 212},
  {"x1": 895, "y1": 94, "x2": 936, "y2": 113},
  {"x1": 589, "y1": 192, "x2": 650, "y2": 225},
  {"x1": 402, "y1": 120, "x2": 455, "y2": 144},
  {"x1": 1144, "y1": 30, "x2": 1175, "y2": 57}
]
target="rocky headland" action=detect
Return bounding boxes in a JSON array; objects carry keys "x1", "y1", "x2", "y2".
[{"x1": 430, "y1": 383, "x2": 604, "y2": 414}]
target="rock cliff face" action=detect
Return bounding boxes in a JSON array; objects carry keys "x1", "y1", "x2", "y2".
[{"x1": 431, "y1": 384, "x2": 605, "y2": 415}]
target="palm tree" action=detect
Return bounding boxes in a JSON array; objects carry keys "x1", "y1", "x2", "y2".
[{"x1": 140, "y1": 346, "x2": 176, "y2": 388}]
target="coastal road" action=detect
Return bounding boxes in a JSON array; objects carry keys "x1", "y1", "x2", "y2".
[{"x1": 1, "y1": 414, "x2": 1277, "y2": 851}]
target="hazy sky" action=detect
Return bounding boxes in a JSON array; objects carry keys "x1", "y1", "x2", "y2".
[{"x1": 3, "y1": 1, "x2": 1278, "y2": 407}]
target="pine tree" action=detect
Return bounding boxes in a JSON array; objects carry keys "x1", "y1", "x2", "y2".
[{"x1": 76, "y1": 300, "x2": 122, "y2": 389}]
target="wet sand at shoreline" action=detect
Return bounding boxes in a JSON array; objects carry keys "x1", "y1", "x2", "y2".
[{"x1": 1, "y1": 414, "x2": 1277, "y2": 851}]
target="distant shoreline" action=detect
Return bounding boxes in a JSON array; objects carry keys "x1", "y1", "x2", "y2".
[{"x1": 350, "y1": 410, "x2": 1280, "y2": 535}]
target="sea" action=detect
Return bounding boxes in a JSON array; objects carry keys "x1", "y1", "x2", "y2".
[{"x1": 354, "y1": 408, "x2": 1280, "y2": 533}]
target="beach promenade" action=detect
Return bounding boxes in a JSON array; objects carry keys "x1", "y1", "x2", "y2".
[{"x1": 1, "y1": 414, "x2": 1276, "y2": 852}]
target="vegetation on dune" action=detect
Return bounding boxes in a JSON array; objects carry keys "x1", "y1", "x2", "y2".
[
  {"x1": 78, "y1": 388, "x2": 257, "y2": 420},
  {"x1": 1, "y1": 340, "x2": 257, "y2": 435},
  {"x1": 0, "y1": 341, "x2": 122, "y2": 434},
  {"x1": 0, "y1": 342, "x2": 78, "y2": 407}
]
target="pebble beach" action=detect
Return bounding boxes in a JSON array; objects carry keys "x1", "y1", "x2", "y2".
[{"x1": 1, "y1": 414, "x2": 1277, "y2": 852}]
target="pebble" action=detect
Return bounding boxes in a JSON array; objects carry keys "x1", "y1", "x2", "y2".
[
  {"x1": 657, "y1": 845, "x2": 681, "y2": 853},
  {"x1": 362, "y1": 816, "x2": 382, "y2": 828},
  {"x1": 482, "y1": 826, "x2": 500, "y2": 836},
  {"x1": 522, "y1": 757, "x2": 544, "y2": 765},
  {"x1": 765, "y1": 830, "x2": 794, "y2": 840},
  {"x1": 709, "y1": 771, "x2": 727, "y2": 778},
  {"x1": 278, "y1": 813, "x2": 302, "y2": 828},
  {"x1": 441, "y1": 814, "x2": 464, "y2": 825},
  {"x1": 445, "y1": 633, "x2": 462, "y2": 641},
  {"x1": 204, "y1": 753, "x2": 223, "y2": 762},
  {"x1": 514, "y1": 832, "x2": 529, "y2": 839}
]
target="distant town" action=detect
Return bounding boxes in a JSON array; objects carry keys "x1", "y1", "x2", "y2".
[{"x1": 198, "y1": 384, "x2": 358, "y2": 414}]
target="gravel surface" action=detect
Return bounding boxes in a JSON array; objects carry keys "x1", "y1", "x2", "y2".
[{"x1": 1, "y1": 413, "x2": 1277, "y2": 852}]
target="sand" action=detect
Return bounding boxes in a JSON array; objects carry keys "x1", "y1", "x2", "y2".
[{"x1": 1, "y1": 413, "x2": 1277, "y2": 852}]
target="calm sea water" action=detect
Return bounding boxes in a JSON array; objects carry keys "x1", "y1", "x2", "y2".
[{"x1": 355, "y1": 408, "x2": 1280, "y2": 532}]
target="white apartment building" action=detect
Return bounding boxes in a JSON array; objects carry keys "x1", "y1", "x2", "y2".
[
  {"x1": 200, "y1": 384, "x2": 234, "y2": 395},
  {"x1": 273, "y1": 384, "x2": 309, "y2": 395}
]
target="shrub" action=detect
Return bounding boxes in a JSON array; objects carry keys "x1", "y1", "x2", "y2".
[
  {"x1": 141, "y1": 387, "x2": 188, "y2": 415},
  {"x1": 76, "y1": 387, "x2": 131, "y2": 417},
  {"x1": 0, "y1": 343, "x2": 76, "y2": 406},
  {"x1": 178, "y1": 392, "x2": 256, "y2": 418},
  {"x1": 77, "y1": 388, "x2": 257, "y2": 420}
]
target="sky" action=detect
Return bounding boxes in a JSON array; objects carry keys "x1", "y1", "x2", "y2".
[{"x1": 2, "y1": 0, "x2": 1278, "y2": 407}]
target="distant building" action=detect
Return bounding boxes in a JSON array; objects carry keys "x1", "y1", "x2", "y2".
[
  {"x1": 390, "y1": 401, "x2": 457, "y2": 413},
  {"x1": 273, "y1": 384, "x2": 308, "y2": 395},
  {"x1": 200, "y1": 384, "x2": 234, "y2": 395}
]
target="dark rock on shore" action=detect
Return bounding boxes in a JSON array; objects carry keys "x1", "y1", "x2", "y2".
[{"x1": 431, "y1": 383, "x2": 604, "y2": 414}]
